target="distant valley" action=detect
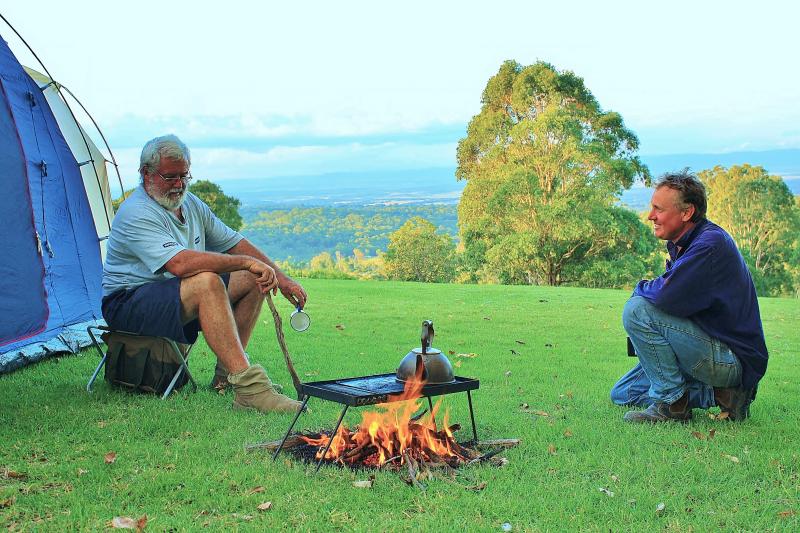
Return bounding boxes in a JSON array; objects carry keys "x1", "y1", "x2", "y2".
[{"x1": 234, "y1": 149, "x2": 800, "y2": 261}]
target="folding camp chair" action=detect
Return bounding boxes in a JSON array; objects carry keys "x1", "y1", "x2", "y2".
[{"x1": 86, "y1": 325, "x2": 197, "y2": 399}]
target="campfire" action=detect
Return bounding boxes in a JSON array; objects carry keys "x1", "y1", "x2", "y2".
[
  {"x1": 252, "y1": 319, "x2": 519, "y2": 473},
  {"x1": 299, "y1": 365, "x2": 471, "y2": 468}
]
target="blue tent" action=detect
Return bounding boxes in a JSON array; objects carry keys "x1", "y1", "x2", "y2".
[{"x1": 0, "y1": 34, "x2": 110, "y2": 372}]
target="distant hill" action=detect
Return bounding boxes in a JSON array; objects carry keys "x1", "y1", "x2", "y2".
[{"x1": 220, "y1": 148, "x2": 800, "y2": 210}]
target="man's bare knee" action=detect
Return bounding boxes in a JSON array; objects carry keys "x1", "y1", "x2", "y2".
[
  {"x1": 228, "y1": 270, "x2": 263, "y2": 303},
  {"x1": 184, "y1": 271, "x2": 226, "y2": 293}
]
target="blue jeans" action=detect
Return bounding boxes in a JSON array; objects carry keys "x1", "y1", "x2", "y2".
[{"x1": 611, "y1": 296, "x2": 741, "y2": 407}]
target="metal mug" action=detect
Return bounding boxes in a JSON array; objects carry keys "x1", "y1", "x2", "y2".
[{"x1": 289, "y1": 306, "x2": 310, "y2": 332}]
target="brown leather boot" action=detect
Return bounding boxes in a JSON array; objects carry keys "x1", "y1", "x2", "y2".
[
  {"x1": 713, "y1": 386, "x2": 753, "y2": 421},
  {"x1": 623, "y1": 393, "x2": 692, "y2": 423},
  {"x1": 228, "y1": 364, "x2": 302, "y2": 414}
]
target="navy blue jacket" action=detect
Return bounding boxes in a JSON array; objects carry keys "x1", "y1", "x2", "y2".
[{"x1": 633, "y1": 219, "x2": 768, "y2": 390}]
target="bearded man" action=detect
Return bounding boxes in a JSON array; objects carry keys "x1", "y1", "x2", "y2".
[{"x1": 102, "y1": 134, "x2": 305, "y2": 413}]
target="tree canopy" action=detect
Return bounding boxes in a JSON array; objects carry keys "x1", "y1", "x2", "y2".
[
  {"x1": 699, "y1": 164, "x2": 800, "y2": 296},
  {"x1": 456, "y1": 60, "x2": 652, "y2": 286},
  {"x1": 384, "y1": 217, "x2": 456, "y2": 283},
  {"x1": 189, "y1": 180, "x2": 243, "y2": 231}
]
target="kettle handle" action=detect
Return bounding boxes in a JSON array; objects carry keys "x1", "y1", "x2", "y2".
[{"x1": 420, "y1": 320, "x2": 434, "y2": 355}]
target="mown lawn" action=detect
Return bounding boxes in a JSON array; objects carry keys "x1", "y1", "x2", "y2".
[{"x1": 1, "y1": 278, "x2": 798, "y2": 531}]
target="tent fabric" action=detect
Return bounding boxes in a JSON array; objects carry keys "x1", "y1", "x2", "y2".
[
  {"x1": 25, "y1": 67, "x2": 114, "y2": 261},
  {"x1": 0, "y1": 34, "x2": 108, "y2": 372}
]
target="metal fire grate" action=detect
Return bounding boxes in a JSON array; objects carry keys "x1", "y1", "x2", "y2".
[{"x1": 272, "y1": 373, "x2": 480, "y2": 471}]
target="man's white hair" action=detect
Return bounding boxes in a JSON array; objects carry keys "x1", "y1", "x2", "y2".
[{"x1": 139, "y1": 134, "x2": 191, "y2": 183}]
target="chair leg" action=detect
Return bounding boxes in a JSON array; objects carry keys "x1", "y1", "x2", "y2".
[
  {"x1": 161, "y1": 339, "x2": 197, "y2": 399},
  {"x1": 86, "y1": 326, "x2": 109, "y2": 393},
  {"x1": 87, "y1": 354, "x2": 108, "y2": 393}
]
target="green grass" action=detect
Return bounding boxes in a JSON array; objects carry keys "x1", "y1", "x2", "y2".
[{"x1": 1, "y1": 279, "x2": 798, "y2": 531}]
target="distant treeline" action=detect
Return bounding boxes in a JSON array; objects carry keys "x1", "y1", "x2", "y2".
[{"x1": 240, "y1": 204, "x2": 458, "y2": 263}]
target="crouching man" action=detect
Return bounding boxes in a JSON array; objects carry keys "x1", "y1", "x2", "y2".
[
  {"x1": 611, "y1": 170, "x2": 768, "y2": 423},
  {"x1": 102, "y1": 134, "x2": 305, "y2": 413}
]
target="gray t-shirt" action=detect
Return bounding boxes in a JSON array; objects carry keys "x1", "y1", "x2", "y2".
[{"x1": 102, "y1": 186, "x2": 243, "y2": 297}]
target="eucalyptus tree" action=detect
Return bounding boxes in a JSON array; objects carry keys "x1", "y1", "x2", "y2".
[{"x1": 456, "y1": 60, "x2": 651, "y2": 285}]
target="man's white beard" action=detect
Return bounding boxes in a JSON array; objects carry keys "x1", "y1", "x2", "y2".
[{"x1": 145, "y1": 182, "x2": 186, "y2": 210}]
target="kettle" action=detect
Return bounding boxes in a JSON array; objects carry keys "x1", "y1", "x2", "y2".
[{"x1": 396, "y1": 320, "x2": 455, "y2": 384}]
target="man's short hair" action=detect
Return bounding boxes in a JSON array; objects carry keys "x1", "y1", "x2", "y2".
[
  {"x1": 656, "y1": 169, "x2": 707, "y2": 222},
  {"x1": 139, "y1": 134, "x2": 191, "y2": 180}
]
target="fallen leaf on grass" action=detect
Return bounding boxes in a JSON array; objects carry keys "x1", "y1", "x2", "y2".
[
  {"x1": 257, "y1": 502, "x2": 273, "y2": 511},
  {"x1": 110, "y1": 515, "x2": 147, "y2": 530},
  {"x1": 656, "y1": 502, "x2": 666, "y2": 514},
  {"x1": 611, "y1": 474, "x2": 619, "y2": 482},
  {"x1": 708, "y1": 429, "x2": 716, "y2": 439},
  {"x1": 515, "y1": 340, "x2": 526, "y2": 345},
  {"x1": 456, "y1": 353, "x2": 478, "y2": 358},
  {"x1": 467, "y1": 481, "x2": 487, "y2": 491},
  {"x1": 335, "y1": 324, "x2": 345, "y2": 330},
  {"x1": 97, "y1": 420, "x2": 107, "y2": 428},
  {"x1": 2, "y1": 469, "x2": 27, "y2": 480},
  {"x1": 533, "y1": 410, "x2": 550, "y2": 417},
  {"x1": 454, "y1": 360, "x2": 462, "y2": 368},
  {"x1": 352, "y1": 479, "x2": 374, "y2": 488},
  {"x1": 104, "y1": 452, "x2": 117, "y2": 464},
  {"x1": 563, "y1": 429, "x2": 573, "y2": 438},
  {"x1": 598, "y1": 487, "x2": 614, "y2": 497},
  {"x1": 77, "y1": 468, "x2": 88, "y2": 477},
  {"x1": 232, "y1": 513, "x2": 253, "y2": 521},
  {"x1": 778, "y1": 510, "x2": 797, "y2": 518},
  {"x1": 1, "y1": 497, "x2": 14, "y2": 508},
  {"x1": 691, "y1": 431, "x2": 706, "y2": 441},
  {"x1": 247, "y1": 486, "x2": 265, "y2": 495},
  {"x1": 483, "y1": 316, "x2": 491, "y2": 321},
  {"x1": 723, "y1": 454, "x2": 740, "y2": 463},
  {"x1": 304, "y1": 371, "x2": 318, "y2": 377},
  {"x1": 547, "y1": 444, "x2": 557, "y2": 455},
  {"x1": 510, "y1": 349, "x2": 520, "y2": 355},
  {"x1": 448, "y1": 350, "x2": 456, "y2": 355}
]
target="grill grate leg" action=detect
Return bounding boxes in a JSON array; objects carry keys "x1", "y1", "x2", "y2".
[
  {"x1": 315, "y1": 405, "x2": 349, "y2": 473},
  {"x1": 272, "y1": 396, "x2": 310, "y2": 461},
  {"x1": 467, "y1": 390, "x2": 478, "y2": 442}
]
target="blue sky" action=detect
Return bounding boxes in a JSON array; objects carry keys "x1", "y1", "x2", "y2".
[{"x1": 3, "y1": 1, "x2": 798, "y2": 188}]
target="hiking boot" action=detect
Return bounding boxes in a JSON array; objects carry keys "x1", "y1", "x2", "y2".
[
  {"x1": 228, "y1": 364, "x2": 302, "y2": 414},
  {"x1": 211, "y1": 359, "x2": 282, "y2": 394},
  {"x1": 714, "y1": 386, "x2": 754, "y2": 421},
  {"x1": 623, "y1": 393, "x2": 692, "y2": 423}
]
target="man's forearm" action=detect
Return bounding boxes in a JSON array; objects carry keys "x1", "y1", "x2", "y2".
[
  {"x1": 164, "y1": 248, "x2": 254, "y2": 278},
  {"x1": 225, "y1": 238, "x2": 288, "y2": 281}
]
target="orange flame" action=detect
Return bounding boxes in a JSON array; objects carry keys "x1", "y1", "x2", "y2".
[{"x1": 301, "y1": 365, "x2": 467, "y2": 467}]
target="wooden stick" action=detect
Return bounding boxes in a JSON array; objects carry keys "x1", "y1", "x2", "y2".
[
  {"x1": 244, "y1": 434, "x2": 314, "y2": 452},
  {"x1": 265, "y1": 293, "x2": 302, "y2": 398},
  {"x1": 476, "y1": 438, "x2": 521, "y2": 449},
  {"x1": 466, "y1": 447, "x2": 505, "y2": 466}
]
